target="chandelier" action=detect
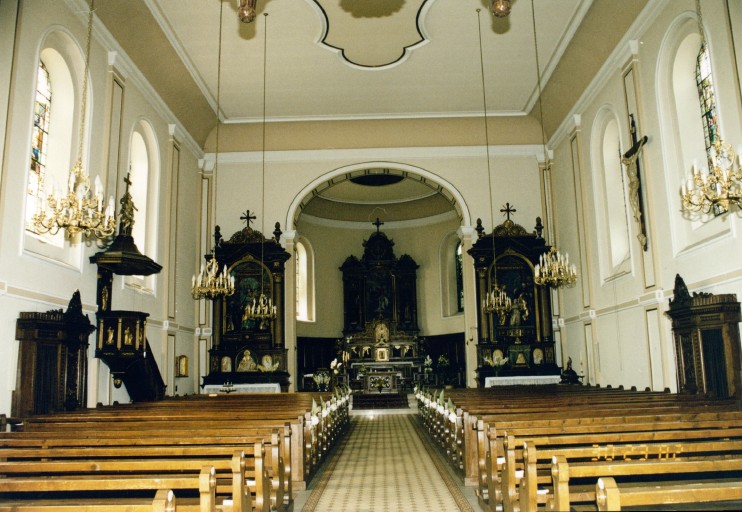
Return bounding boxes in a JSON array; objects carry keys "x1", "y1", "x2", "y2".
[
  {"x1": 681, "y1": 141, "x2": 741, "y2": 216},
  {"x1": 192, "y1": 258, "x2": 235, "y2": 300},
  {"x1": 482, "y1": 284, "x2": 512, "y2": 321},
  {"x1": 243, "y1": 293, "x2": 276, "y2": 322},
  {"x1": 238, "y1": 0, "x2": 257, "y2": 23},
  {"x1": 534, "y1": 247, "x2": 577, "y2": 288},
  {"x1": 491, "y1": 0, "x2": 512, "y2": 18},
  {"x1": 32, "y1": 0, "x2": 115, "y2": 240},
  {"x1": 242, "y1": 12, "x2": 277, "y2": 329},
  {"x1": 192, "y1": 0, "x2": 234, "y2": 301}
]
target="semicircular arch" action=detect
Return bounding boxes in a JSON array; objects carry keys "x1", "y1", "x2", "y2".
[{"x1": 286, "y1": 161, "x2": 472, "y2": 230}]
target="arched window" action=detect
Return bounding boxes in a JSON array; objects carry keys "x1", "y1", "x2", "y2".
[
  {"x1": 695, "y1": 42, "x2": 719, "y2": 164},
  {"x1": 295, "y1": 238, "x2": 315, "y2": 322},
  {"x1": 129, "y1": 131, "x2": 149, "y2": 252},
  {"x1": 591, "y1": 108, "x2": 631, "y2": 280},
  {"x1": 125, "y1": 120, "x2": 160, "y2": 291},
  {"x1": 657, "y1": 13, "x2": 728, "y2": 248},
  {"x1": 455, "y1": 241, "x2": 464, "y2": 313},
  {"x1": 440, "y1": 231, "x2": 463, "y2": 316},
  {"x1": 602, "y1": 118, "x2": 630, "y2": 269},
  {"x1": 24, "y1": 32, "x2": 84, "y2": 264},
  {"x1": 27, "y1": 61, "x2": 52, "y2": 228}
]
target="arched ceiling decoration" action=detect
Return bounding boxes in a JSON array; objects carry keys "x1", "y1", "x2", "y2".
[
  {"x1": 292, "y1": 166, "x2": 464, "y2": 228},
  {"x1": 311, "y1": 0, "x2": 434, "y2": 69}
]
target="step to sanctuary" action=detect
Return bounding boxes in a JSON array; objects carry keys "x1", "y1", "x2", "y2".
[{"x1": 352, "y1": 392, "x2": 409, "y2": 410}]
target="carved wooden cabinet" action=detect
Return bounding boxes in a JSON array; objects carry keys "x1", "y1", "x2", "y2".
[
  {"x1": 666, "y1": 274, "x2": 742, "y2": 398},
  {"x1": 12, "y1": 291, "x2": 94, "y2": 417},
  {"x1": 469, "y1": 214, "x2": 559, "y2": 386}
]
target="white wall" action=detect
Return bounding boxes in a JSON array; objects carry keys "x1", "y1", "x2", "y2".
[
  {"x1": 0, "y1": 0, "x2": 203, "y2": 415},
  {"x1": 550, "y1": 0, "x2": 742, "y2": 391}
]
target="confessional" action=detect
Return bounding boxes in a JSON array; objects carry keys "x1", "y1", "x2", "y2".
[
  {"x1": 666, "y1": 274, "x2": 742, "y2": 398},
  {"x1": 13, "y1": 291, "x2": 94, "y2": 417}
]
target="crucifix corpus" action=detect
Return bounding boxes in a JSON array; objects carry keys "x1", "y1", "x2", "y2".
[{"x1": 622, "y1": 114, "x2": 649, "y2": 251}]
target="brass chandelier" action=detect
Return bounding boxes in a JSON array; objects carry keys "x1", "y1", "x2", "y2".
[
  {"x1": 191, "y1": 0, "x2": 234, "y2": 301},
  {"x1": 534, "y1": 247, "x2": 577, "y2": 288},
  {"x1": 244, "y1": 12, "x2": 276, "y2": 327},
  {"x1": 681, "y1": 141, "x2": 741, "y2": 216},
  {"x1": 482, "y1": 284, "x2": 512, "y2": 321},
  {"x1": 192, "y1": 258, "x2": 235, "y2": 300},
  {"x1": 32, "y1": 0, "x2": 115, "y2": 240}
]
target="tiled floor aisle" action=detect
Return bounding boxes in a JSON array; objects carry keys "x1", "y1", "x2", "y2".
[{"x1": 303, "y1": 413, "x2": 473, "y2": 511}]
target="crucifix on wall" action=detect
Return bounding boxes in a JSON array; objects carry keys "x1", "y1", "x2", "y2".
[{"x1": 622, "y1": 114, "x2": 649, "y2": 251}]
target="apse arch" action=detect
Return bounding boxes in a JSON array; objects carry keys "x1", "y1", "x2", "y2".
[{"x1": 286, "y1": 162, "x2": 472, "y2": 230}]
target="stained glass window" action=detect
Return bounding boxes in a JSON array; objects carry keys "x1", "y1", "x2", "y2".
[
  {"x1": 695, "y1": 43, "x2": 718, "y2": 165},
  {"x1": 28, "y1": 61, "x2": 52, "y2": 229}
]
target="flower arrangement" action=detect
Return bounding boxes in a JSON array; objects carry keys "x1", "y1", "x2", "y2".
[
  {"x1": 423, "y1": 355, "x2": 433, "y2": 373},
  {"x1": 437, "y1": 354, "x2": 450, "y2": 369},
  {"x1": 483, "y1": 353, "x2": 508, "y2": 376},
  {"x1": 330, "y1": 358, "x2": 343, "y2": 375},
  {"x1": 313, "y1": 371, "x2": 331, "y2": 391},
  {"x1": 437, "y1": 354, "x2": 454, "y2": 386}
]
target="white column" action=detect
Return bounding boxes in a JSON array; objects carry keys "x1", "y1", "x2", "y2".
[
  {"x1": 458, "y1": 225, "x2": 479, "y2": 388},
  {"x1": 281, "y1": 230, "x2": 298, "y2": 392}
]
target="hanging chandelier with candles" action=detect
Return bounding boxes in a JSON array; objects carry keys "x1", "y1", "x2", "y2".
[
  {"x1": 482, "y1": 284, "x2": 512, "y2": 322},
  {"x1": 243, "y1": 12, "x2": 277, "y2": 328},
  {"x1": 681, "y1": 135, "x2": 742, "y2": 217},
  {"x1": 534, "y1": 247, "x2": 577, "y2": 288},
  {"x1": 192, "y1": 258, "x2": 235, "y2": 300},
  {"x1": 191, "y1": 0, "x2": 234, "y2": 302},
  {"x1": 32, "y1": 0, "x2": 115, "y2": 240}
]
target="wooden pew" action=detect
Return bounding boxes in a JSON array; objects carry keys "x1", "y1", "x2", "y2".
[
  {"x1": 2, "y1": 391, "x2": 352, "y2": 511},
  {"x1": 489, "y1": 410, "x2": 742, "y2": 512},
  {"x1": 416, "y1": 385, "x2": 742, "y2": 512},
  {"x1": 596, "y1": 475, "x2": 742, "y2": 511},
  {"x1": 0, "y1": 466, "x2": 218, "y2": 512},
  {"x1": 520, "y1": 439, "x2": 742, "y2": 511}
]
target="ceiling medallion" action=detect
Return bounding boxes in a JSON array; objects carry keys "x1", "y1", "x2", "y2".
[{"x1": 310, "y1": 0, "x2": 434, "y2": 68}]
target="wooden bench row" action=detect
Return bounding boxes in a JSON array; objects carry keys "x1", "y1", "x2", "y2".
[
  {"x1": 416, "y1": 385, "x2": 742, "y2": 512},
  {"x1": 0, "y1": 390, "x2": 351, "y2": 512}
]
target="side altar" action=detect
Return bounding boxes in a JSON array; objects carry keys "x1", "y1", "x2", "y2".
[
  {"x1": 469, "y1": 207, "x2": 560, "y2": 386},
  {"x1": 201, "y1": 212, "x2": 291, "y2": 391},
  {"x1": 339, "y1": 221, "x2": 423, "y2": 393}
]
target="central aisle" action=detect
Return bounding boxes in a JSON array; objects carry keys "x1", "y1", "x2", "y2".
[{"x1": 302, "y1": 412, "x2": 475, "y2": 511}]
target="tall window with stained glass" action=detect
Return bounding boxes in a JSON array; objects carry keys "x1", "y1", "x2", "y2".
[
  {"x1": 695, "y1": 43, "x2": 718, "y2": 166},
  {"x1": 28, "y1": 61, "x2": 52, "y2": 229}
]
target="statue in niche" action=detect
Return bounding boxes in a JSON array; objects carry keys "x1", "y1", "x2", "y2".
[
  {"x1": 106, "y1": 327, "x2": 115, "y2": 345},
  {"x1": 123, "y1": 326, "x2": 133, "y2": 346},
  {"x1": 509, "y1": 293, "x2": 529, "y2": 326},
  {"x1": 237, "y1": 350, "x2": 257, "y2": 372}
]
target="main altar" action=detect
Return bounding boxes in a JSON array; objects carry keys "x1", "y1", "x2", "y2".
[{"x1": 339, "y1": 221, "x2": 423, "y2": 393}]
